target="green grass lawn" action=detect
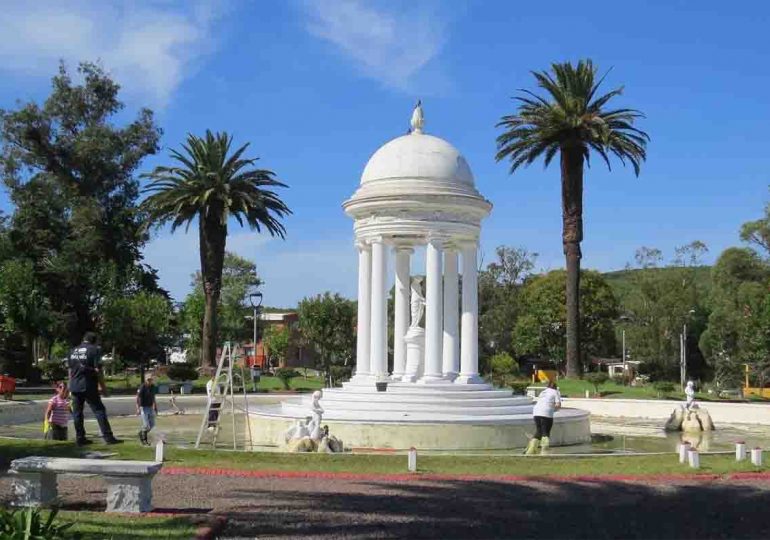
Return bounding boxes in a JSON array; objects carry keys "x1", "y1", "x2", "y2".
[
  {"x1": 551, "y1": 378, "x2": 765, "y2": 402},
  {"x1": 49, "y1": 510, "x2": 196, "y2": 539},
  {"x1": 1, "y1": 438, "x2": 767, "y2": 478}
]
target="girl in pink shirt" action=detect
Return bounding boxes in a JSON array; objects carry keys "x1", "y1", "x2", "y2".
[{"x1": 45, "y1": 382, "x2": 70, "y2": 441}]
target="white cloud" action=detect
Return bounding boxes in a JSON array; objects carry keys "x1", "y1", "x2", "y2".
[
  {"x1": 144, "y1": 229, "x2": 357, "y2": 307},
  {"x1": 300, "y1": 0, "x2": 448, "y2": 90},
  {"x1": 0, "y1": 0, "x2": 223, "y2": 107}
]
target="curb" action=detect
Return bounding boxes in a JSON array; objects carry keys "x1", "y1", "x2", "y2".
[{"x1": 161, "y1": 466, "x2": 770, "y2": 484}]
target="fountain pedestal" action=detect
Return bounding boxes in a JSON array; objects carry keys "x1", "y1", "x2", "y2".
[{"x1": 402, "y1": 328, "x2": 425, "y2": 383}]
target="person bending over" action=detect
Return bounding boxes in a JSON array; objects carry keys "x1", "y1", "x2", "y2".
[{"x1": 525, "y1": 380, "x2": 561, "y2": 454}]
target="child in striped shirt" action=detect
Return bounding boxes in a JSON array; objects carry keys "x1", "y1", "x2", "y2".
[{"x1": 45, "y1": 382, "x2": 70, "y2": 441}]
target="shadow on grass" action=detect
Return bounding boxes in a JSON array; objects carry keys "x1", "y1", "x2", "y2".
[{"x1": 221, "y1": 478, "x2": 770, "y2": 539}]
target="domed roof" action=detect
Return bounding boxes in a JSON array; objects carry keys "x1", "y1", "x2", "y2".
[{"x1": 361, "y1": 132, "x2": 475, "y2": 186}]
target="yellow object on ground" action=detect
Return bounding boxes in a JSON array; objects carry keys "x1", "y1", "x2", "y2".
[
  {"x1": 540, "y1": 436, "x2": 550, "y2": 451},
  {"x1": 524, "y1": 438, "x2": 540, "y2": 455},
  {"x1": 535, "y1": 370, "x2": 557, "y2": 383}
]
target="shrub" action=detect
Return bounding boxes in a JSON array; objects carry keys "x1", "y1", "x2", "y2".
[
  {"x1": 584, "y1": 372, "x2": 609, "y2": 396},
  {"x1": 39, "y1": 359, "x2": 68, "y2": 383},
  {"x1": 167, "y1": 362, "x2": 198, "y2": 382},
  {"x1": 0, "y1": 507, "x2": 78, "y2": 539},
  {"x1": 508, "y1": 380, "x2": 530, "y2": 395},
  {"x1": 489, "y1": 352, "x2": 519, "y2": 387},
  {"x1": 329, "y1": 365, "x2": 353, "y2": 386},
  {"x1": 275, "y1": 368, "x2": 300, "y2": 390},
  {"x1": 653, "y1": 381, "x2": 676, "y2": 398}
]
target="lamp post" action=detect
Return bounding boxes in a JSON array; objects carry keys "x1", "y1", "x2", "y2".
[
  {"x1": 680, "y1": 309, "x2": 696, "y2": 389},
  {"x1": 617, "y1": 315, "x2": 632, "y2": 385},
  {"x1": 249, "y1": 292, "x2": 263, "y2": 368}
]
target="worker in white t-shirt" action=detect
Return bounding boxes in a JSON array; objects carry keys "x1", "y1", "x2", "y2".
[{"x1": 525, "y1": 380, "x2": 562, "y2": 454}]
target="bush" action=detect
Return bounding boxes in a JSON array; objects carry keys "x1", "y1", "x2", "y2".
[
  {"x1": 508, "y1": 380, "x2": 530, "y2": 395},
  {"x1": 653, "y1": 381, "x2": 676, "y2": 398},
  {"x1": 0, "y1": 507, "x2": 78, "y2": 539},
  {"x1": 489, "y1": 352, "x2": 519, "y2": 387},
  {"x1": 275, "y1": 368, "x2": 300, "y2": 390},
  {"x1": 329, "y1": 365, "x2": 352, "y2": 386},
  {"x1": 584, "y1": 372, "x2": 609, "y2": 396},
  {"x1": 39, "y1": 359, "x2": 68, "y2": 383},
  {"x1": 167, "y1": 362, "x2": 198, "y2": 382}
]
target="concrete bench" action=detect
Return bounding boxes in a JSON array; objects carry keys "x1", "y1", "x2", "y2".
[{"x1": 10, "y1": 457, "x2": 162, "y2": 513}]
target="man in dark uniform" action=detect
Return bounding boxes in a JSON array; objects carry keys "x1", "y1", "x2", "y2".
[{"x1": 68, "y1": 332, "x2": 121, "y2": 446}]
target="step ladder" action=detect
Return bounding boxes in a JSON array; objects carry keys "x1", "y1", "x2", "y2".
[{"x1": 194, "y1": 342, "x2": 254, "y2": 450}]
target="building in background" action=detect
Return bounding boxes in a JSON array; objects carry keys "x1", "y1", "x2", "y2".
[{"x1": 243, "y1": 311, "x2": 316, "y2": 370}]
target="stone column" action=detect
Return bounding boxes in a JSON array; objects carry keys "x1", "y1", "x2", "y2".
[
  {"x1": 457, "y1": 242, "x2": 483, "y2": 384},
  {"x1": 419, "y1": 236, "x2": 445, "y2": 383},
  {"x1": 352, "y1": 241, "x2": 372, "y2": 382},
  {"x1": 442, "y1": 248, "x2": 460, "y2": 380},
  {"x1": 370, "y1": 237, "x2": 388, "y2": 379},
  {"x1": 392, "y1": 245, "x2": 412, "y2": 380}
]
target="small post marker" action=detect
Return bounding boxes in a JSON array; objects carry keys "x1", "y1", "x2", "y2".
[
  {"x1": 751, "y1": 447, "x2": 763, "y2": 467},
  {"x1": 678, "y1": 442, "x2": 691, "y2": 464},
  {"x1": 736, "y1": 441, "x2": 747, "y2": 461},
  {"x1": 688, "y1": 448, "x2": 700, "y2": 469},
  {"x1": 585, "y1": 390, "x2": 590, "y2": 398},
  {"x1": 407, "y1": 447, "x2": 417, "y2": 472},
  {"x1": 155, "y1": 439, "x2": 165, "y2": 462}
]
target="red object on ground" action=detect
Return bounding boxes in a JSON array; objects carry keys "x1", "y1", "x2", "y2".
[{"x1": 0, "y1": 375, "x2": 15, "y2": 399}]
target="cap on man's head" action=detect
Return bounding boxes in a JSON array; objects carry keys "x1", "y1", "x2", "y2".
[{"x1": 83, "y1": 331, "x2": 98, "y2": 344}]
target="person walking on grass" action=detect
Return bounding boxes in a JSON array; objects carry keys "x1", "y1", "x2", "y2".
[
  {"x1": 525, "y1": 380, "x2": 562, "y2": 455},
  {"x1": 44, "y1": 382, "x2": 70, "y2": 441},
  {"x1": 136, "y1": 375, "x2": 158, "y2": 446},
  {"x1": 68, "y1": 332, "x2": 121, "y2": 446}
]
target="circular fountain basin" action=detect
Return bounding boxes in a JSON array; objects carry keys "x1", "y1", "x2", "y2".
[{"x1": 248, "y1": 381, "x2": 591, "y2": 450}]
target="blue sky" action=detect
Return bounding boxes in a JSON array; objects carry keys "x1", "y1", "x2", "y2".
[{"x1": 1, "y1": 0, "x2": 769, "y2": 307}]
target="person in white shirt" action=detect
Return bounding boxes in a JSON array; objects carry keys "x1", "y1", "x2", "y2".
[{"x1": 525, "y1": 380, "x2": 562, "y2": 454}]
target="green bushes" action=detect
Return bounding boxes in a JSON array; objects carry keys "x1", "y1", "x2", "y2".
[
  {"x1": 488, "y1": 352, "x2": 520, "y2": 388},
  {"x1": 275, "y1": 368, "x2": 300, "y2": 390},
  {"x1": 653, "y1": 381, "x2": 676, "y2": 398},
  {"x1": 166, "y1": 362, "x2": 198, "y2": 382},
  {"x1": 584, "y1": 372, "x2": 609, "y2": 396},
  {"x1": 0, "y1": 507, "x2": 78, "y2": 539},
  {"x1": 39, "y1": 359, "x2": 68, "y2": 383}
]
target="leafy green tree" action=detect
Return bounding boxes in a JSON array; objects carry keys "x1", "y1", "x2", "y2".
[
  {"x1": 100, "y1": 291, "x2": 173, "y2": 369},
  {"x1": 0, "y1": 62, "x2": 162, "y2": 344},
  {"x1": 512, "y1": 270, "x2": 619, "y2": 372},
  {"x1": 180, "y1": 252, "x2": 261, "y2": 363},
  {"x1": 142, "y1": 131, "x2": 290, "y2": 366},
  {"x1": 478, "y1": 246, "x2": 537, "y2": 367},
  {"x1": 0, "y1": 259, "x2": 52, "y2": 369},
  {"x1": 297, "y1": 292, "x2": 356, "y2": 383},
  {"x1": 496, "y1": 59, "x2": 649, "y2": 377},
  {"x1": 740, "y1": 193, "x2": 770, "y2": 255},
  {"x1": 700, "y1": 248, "x2": 770, "y2": 387},
  {"x1": 584, "y1": 372, "x2": 609, "y2": 396},
  {"x1": 262, "y1": 325, "x2": 290, "y2": 368}
]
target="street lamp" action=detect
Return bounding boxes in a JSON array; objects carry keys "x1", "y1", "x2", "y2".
[
  {"x1": 249, "y1": 292, "x2": 263, "y2": 368},
  {"x1": 680, "y1": 309, "x2": 696, "y2": 389}
]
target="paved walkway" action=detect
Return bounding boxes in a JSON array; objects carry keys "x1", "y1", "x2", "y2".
[{"x1": 3, "y1": 469, "x2": 770, "y2": 539}]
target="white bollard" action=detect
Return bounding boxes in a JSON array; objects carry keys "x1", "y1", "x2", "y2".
[
  {"x1": 688, "y1": 449, "x2": 700, "y2": 469},
  {"x1": 678, "y1": 442, "x2": 691, "y2": 464},
  {"x1": 407, "y1": 447, "x2": 417, "y2": 472},
  {"x1": 736, "y1": 442, "x2": 747, "y2": 461},
  {"x1": 155, "y1": 439, "x2": 165, "y2": 462},
  {"x1": 751, "y1": 448, "x2": 763, "y2": 467},
  {"x1": 585, "y1": 390, "x2": 590, "y2": 398}
]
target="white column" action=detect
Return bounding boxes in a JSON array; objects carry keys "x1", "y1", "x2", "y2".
[
  {"x1": 419, "y1": 236, "x2": 446, "y2": 383},
  {"x1": 370, "y1": 237, "x2": 388, "y2": 379},
  {"x1": 352, "y1": 241, "x2": 372, "y2": 381},
  {"x1": 442, "y1": 248, "x2": 460, "y2": 380},
  {"x1": 457, "y1": 242, "x2": 483, "y2": 384},
  {"x1": 392, "y1": 245, "x2": 412, "y2": 380}
]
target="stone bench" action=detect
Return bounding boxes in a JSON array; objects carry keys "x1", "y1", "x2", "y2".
[{"x1": 10, "y1": 457, "x2": 162, "y2": 513}]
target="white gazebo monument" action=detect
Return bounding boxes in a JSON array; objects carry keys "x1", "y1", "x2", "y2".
[
  {"x1": 344, "y1": 101, "x2": 490, "y2": 386},
  {"x1": 248, "y1": 104, "x2": 590, "y2": 450}
]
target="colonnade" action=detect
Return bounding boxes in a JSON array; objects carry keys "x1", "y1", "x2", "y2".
[{"x1": 353, "y1": 236, "x2": 483, "y2": 385}]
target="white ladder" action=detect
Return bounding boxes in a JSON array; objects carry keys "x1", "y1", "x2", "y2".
[{"x1": 194, "y1": 342, "x2": 254, "y2": 450}]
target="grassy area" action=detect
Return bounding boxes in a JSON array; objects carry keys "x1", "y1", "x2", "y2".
[
  {"x1": 552, "y1": 378, "x2": 760, "y2": 401},
  {"x1": 47, "y1": 510, "x2": 196, "y2": 539},
  {"x1": 1, "y1": 438, "x2": 767, "y2": 478}
]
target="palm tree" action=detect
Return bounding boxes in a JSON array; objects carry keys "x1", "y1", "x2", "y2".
[
  {"x1": 142, "y1": 131, "x2": 290, "y2": 367},
  {"x1": 495, "y1": 59, "x2": 648, "y2": 377}
]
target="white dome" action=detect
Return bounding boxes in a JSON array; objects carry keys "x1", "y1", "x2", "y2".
[{"x1": 361, "y1": 132, "x2": 475, "y2": 186}]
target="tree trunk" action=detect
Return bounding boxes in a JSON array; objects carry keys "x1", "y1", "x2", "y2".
[
  {"x1": 199, "y1": 210, "x2": 227, "y2": 368},
  {"x1": 560, "y1": 146, "x2": 584, "y2": 378}
]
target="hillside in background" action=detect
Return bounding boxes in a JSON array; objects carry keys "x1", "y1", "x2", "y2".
[{"x1": 602, "y1": 266, "x2": 713, "y2": 301}]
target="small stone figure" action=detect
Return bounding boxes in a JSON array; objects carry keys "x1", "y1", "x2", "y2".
[
  {"x1": 307, "y1": 390, "x2": 324, "y2": 441},
  {"x1": 685, "y1": 380, "x2": 696, "y2": 410},
  {"x1": 409, "y1": 277, "x2": 425, "y2": 329}
]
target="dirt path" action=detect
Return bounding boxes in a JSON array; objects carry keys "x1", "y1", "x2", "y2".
[{"x1": 2, "y1": 471, "x2": 769, "y2": 539}]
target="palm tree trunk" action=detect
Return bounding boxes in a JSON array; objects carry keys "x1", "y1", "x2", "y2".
[
  {"x1": 560, "y1": 146, "x2": 584, "y2": 378},
  {"x1": 200, "y1": 211, "x2": 227, "y2": 368}
]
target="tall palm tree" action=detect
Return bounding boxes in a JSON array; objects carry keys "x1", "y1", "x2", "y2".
[
  {"x1": 495, "y1": 60, "x2": 648, "y2": 377},
  {"x1": 142, "y1": 131, "x2": 290, "y2": 367}
]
